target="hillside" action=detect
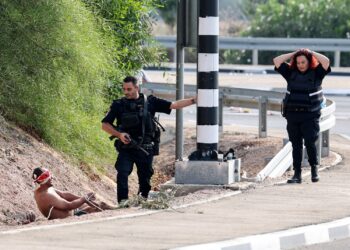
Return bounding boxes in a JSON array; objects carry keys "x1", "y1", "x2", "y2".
[{"x1": 0, "y1": 115, "x2": 116, "y2": 225}]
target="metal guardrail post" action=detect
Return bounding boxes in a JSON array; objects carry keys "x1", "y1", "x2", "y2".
[
  {"x1": 253, "y1": 49, "x2": 258, "y2": 65},
  {"x1": 317, "y1": 132, "x2": 322, "y2": 165},
  {"x1": 258, "y1": 96, "x2": 267, "y2": 138},
  {"x1": 321, "y1": 130, "x2": 330, "y2": 157},
  {"x1": 334, "y1": 51, "x2": 341, "y2": 67}
]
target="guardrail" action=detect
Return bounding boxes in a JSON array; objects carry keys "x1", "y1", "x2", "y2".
[
  {"x1": 257, "y1": 100, "x2": 336, "y2": 181},
  {"x1": 155, "y1": 36, "x2": 350, "y2": 67},
  {"x1": 142, "y1": 82, "x2": 336, "y2": 181}
]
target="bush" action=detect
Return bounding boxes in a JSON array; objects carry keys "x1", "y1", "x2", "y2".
[{"x1": 0, "y1": 0, "x2": 117, "y2": 166}]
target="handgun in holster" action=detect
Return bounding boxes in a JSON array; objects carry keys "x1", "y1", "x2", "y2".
[{"x1": 281, "y1": 94, "x2": 289, "y2": 117}]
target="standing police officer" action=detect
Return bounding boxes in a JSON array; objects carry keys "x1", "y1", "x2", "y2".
[
  {"x1": 273, "y1": 49, "x2": 330, "y2": 184},
  {"x1": 102, "y1": 76, "x2": 196, "y2": 203}
]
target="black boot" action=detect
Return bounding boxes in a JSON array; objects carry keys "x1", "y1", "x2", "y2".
[
  {"x1": 311, "y1": 165, "x2": 319, "y2": 182},
  {"x1": 287, "y1": 169, "x2": 302, "y2": 184}
]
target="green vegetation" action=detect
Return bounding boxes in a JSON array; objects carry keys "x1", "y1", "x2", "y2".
[
  {"x1": 248, "y1": 0, "x2": 350, "y2": 38},
  {"x1": 82, "y1": 0, "x2": 166, "y2": 98},
  {"x1": 224, "y1": 0, "x2": 350, "y2": 66},
  {"x1": 0, "y1": 0, "x2": 116, "y2": 167},
  {"x1": 0, "y1": 0, "x2": 164, "y2": 168}
]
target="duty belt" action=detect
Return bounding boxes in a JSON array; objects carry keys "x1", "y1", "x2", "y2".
[
  {"x1": 286, "y1": 89, "x2": 323, "y2": 96},
  {"x1": 285, "y1": 107, "x2": 310, "y2": 112}
]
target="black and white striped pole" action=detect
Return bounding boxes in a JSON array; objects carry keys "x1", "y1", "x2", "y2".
[
  {"x1": 189, "y1": 0, "x2": 219, "y2": 161},
  {"x1": 175, "y1": 0, "x2": 238, "y2": 185}
]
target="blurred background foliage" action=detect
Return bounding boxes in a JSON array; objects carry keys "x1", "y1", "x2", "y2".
[
  {"x1": 156, "y1": 0, "x2": 350, "y2": 66},
  {"x1": 222, "y1": 0, "x2": 350, "y2": 66}
]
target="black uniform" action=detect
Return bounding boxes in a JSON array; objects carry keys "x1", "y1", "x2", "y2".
[
  {"x1": 102, "y1": 94, "x2": 171, "y2": 202},
  {"x1": 276, "y1": 63, "x2": 331, "y2": 171}
]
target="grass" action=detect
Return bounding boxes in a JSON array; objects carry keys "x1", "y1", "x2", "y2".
[{"x1": 0, "y1": 0, "x2": 119, "y2": 169}]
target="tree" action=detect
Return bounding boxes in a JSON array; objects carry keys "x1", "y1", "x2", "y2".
[{"x1": 82, "y1": 0, "x2": 166, "y2": 98}]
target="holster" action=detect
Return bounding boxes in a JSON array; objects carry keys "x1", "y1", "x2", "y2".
[
  {"x1": 281, "y1": 96, "x2": 288, "y2": 117},
  {"x1": 114, "y1": 140, "x2": 123, "y2": 152}
]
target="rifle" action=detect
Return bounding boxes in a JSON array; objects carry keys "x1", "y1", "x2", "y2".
[{"x1": 109, "y1": 133, "x2": 149, "y2": 156}]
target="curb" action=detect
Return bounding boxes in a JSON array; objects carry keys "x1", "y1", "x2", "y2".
[
  {"x1": 171, "y1": 152, "x2": 344, "y2": 250},
  {"x1": 172, "y1": 217, "x2": 350, "y2": 250},
  {"x1": 0, "y1": 191, "x2": 241, "y2": 236},
  {"x1": 271, "y1": 151, "x2": 342, "y2": 187}
]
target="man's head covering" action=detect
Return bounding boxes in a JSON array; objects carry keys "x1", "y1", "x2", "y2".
[{"x1": 32, "y1": 167, "x2": 52, "y2": 185}]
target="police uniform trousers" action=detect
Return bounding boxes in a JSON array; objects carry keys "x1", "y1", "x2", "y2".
[
  {"x1": 286, "y1": 111, "x2": 320, "y2": 171},
  {"x1": 115, "y1": 148, "x2": 154, "y2": 202}
]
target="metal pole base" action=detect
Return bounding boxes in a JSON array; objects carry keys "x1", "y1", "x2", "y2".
[{"x1": 188, "y1": 149, "x2": 218, "y2": 161}]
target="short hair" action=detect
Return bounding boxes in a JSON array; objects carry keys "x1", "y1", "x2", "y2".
[
  {"x1": 123, "y1": 76, "x2": 138, "y2": 86},
  {"x1": 32, "y1": 167, "x2": 44, "y2": 181}
]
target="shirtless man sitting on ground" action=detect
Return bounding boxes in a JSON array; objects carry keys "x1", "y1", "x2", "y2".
[{"x1": 33, "y1": 167, "x2": 116, "y2": 220}]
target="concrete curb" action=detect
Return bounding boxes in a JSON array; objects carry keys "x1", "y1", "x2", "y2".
[
  {"x1": 171, "y1": 152, "x2": 344, "y2": 250},
  {"x1": 172, "y1": 217, "x2": 350, "y2": 250},
  {"x1": 0, "y1": 191, "x2": 241, "y2": 235},
  {"x1": 272, "y1": 151, "x2": 342, "y2": 187}
]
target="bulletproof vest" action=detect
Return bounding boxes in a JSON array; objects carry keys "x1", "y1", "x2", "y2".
[
  {"x1": 285, "y1": 70, "x2": 323, "y2": 112},
  {"x1": 118, "y1": 94, "x2": 155, "y2": 143}
]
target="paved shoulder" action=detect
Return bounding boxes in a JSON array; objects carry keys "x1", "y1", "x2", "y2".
[{"x1": 0, "y1": 135, "x2": 350, "y2": 250}]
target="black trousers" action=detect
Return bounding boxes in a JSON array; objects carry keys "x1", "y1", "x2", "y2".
[
  {"x1": 115, "y1": 148, "x2": 154, "y2": 202},
  {"x1": 286, "y1": 112, "x2": 320, "y2": 171}
]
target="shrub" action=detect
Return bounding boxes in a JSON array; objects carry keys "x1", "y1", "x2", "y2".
[{"x1": 0, "y1": 0, "x2": 117, "y2": 166}]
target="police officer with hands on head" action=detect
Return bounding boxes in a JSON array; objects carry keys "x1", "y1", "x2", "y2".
[
  {"x1": 273, "y1": 49, "x2": 330, "y2": 184},
  {"x1": 102, "y1": 76, "x2": 196, "y2": 203}
]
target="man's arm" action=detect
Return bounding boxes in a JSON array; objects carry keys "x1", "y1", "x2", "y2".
[
  {"x1": 101, "y1": 101, "x2": 130, "y2": 144},
  {"x1": 47, "y1": 192, "x2": 94, "y2": 211},
  {"x1": 55, "y1": 189, "x2": 80, "y2": 202},
  {"x1": 170, "y1": 97, "x2": 196, "y2": 109},
  {"x1": 273, "y1": 51, "x2": 297, "y2": 68},
  {"x1": 101, "y1": 122, "x2": 130, "y2": 144}
]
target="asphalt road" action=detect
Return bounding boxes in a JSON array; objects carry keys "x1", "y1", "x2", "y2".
[{"x1": 159, "y1": 95, "x2": 350, "y2": 137}]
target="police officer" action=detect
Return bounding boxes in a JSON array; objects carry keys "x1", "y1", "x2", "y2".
[
  {"x1": 273, "y1": 49, "x2": 330, "y2": 184},
  {"x1": 102, "y1": 76, "x2": 196, "y2": 202}
]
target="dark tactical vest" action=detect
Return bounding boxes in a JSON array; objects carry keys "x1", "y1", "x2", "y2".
[
  {"x1": 284, "y1": 69, "x2": 323, "y2": 113},
  {"x1": 117, "y1": 94, "x2": 162, "y2": 155}
]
